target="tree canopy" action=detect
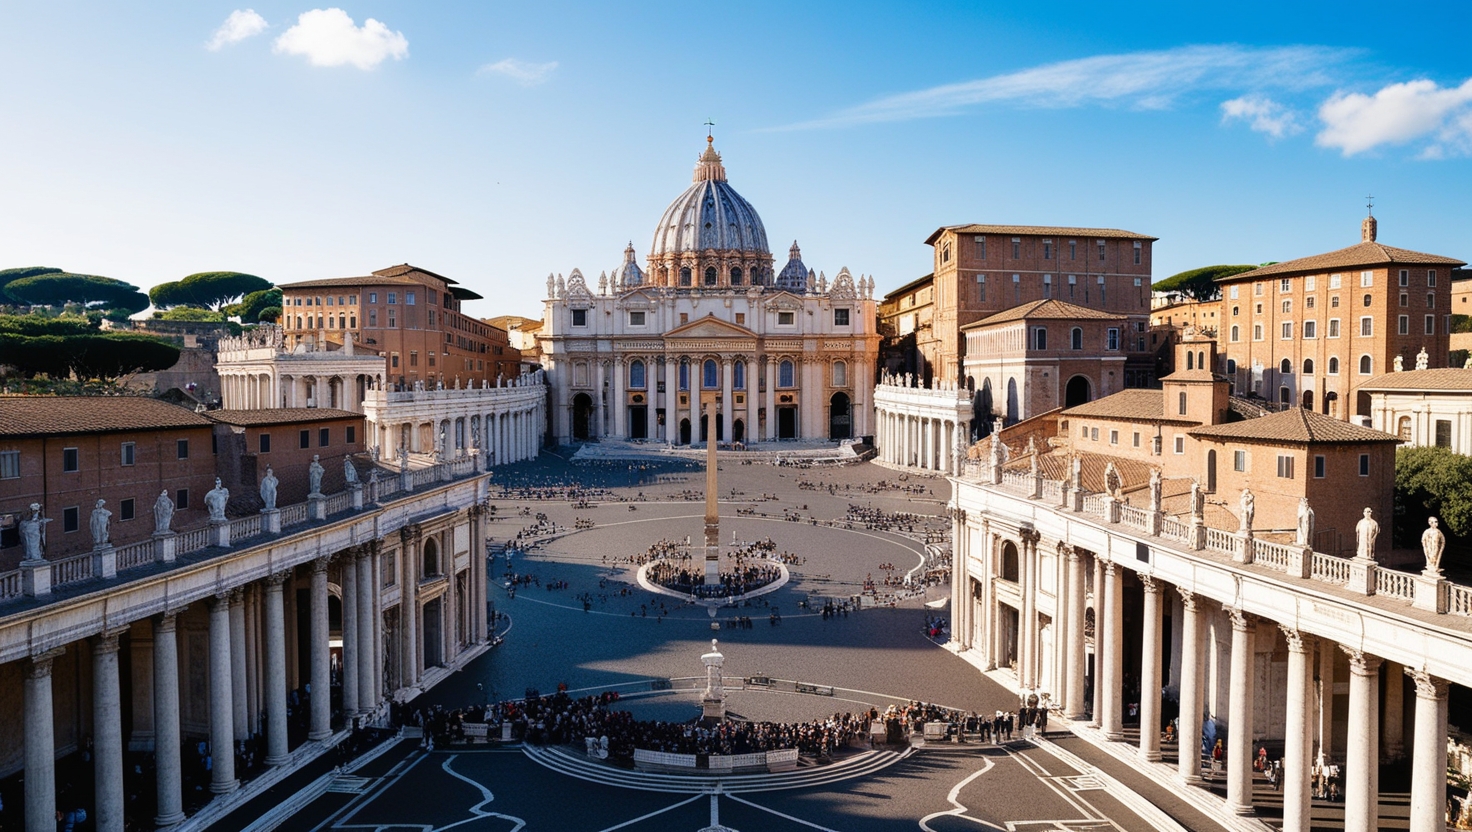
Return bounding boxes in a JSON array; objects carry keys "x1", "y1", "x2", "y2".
[
  {"x1": 4, "y1": 272, "x2": 150, "y2": 312},
  {"x1": 0, "y1": 267, "x2": 63, "y2": 300},
  {"x1": 1151, "y1": 265, "x2": 1258, "y2": 302},
  {"x1": 1394, "y1": 446, "x2": 1472, "y2": 546},
  {"x1": 223, "y1": 287, "x2": 283, "y2": 323},
  {"x1": 150, "y1": 271, "x2": 270, "y2": 310},
  {"x1": 153, "y1": 306, "x2": 226, "y2": 322},
  {"x1": 0, "y1": 322, "x2": 179, "y2": 380}
]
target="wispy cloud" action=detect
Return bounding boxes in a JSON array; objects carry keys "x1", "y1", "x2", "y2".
[
  {"x1": 478, "y1": 58, "x2": 559, "y2": 86},
  {"x1": 273, "y1": 8, "x2": 408, "y2": 70},
  {"x1": 1220, "y1": 95, "x2": 1302, "y2": 139},
  {"x1": 774, "y1": 44, "x2": 1354, "y2": 131},
  {"x1": 207, "y1": 9, "x2": 268, "y2": 51},
  {"x1": 1316, "y1": 78, "x2": 1472, "y2": 157}
]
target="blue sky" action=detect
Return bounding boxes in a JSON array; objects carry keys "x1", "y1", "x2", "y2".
[{"x1": 3, "y1": 2, "x2": 1471, "y2": 320}]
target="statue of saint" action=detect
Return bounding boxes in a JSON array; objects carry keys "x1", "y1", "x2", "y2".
[
  {"x1": 1103, "y1": 462, "x2": 1121, "y2": 496},
  {"x1": 989, "y1": 434, "x2": 1003, "y2": 469},
  {"x1": 343, "y1": 457, "x2": 359, "y2": 486},
  {"x1": 90, "y1": 499, "x2": 111, "y2": 547},
  {"x1": 308, "y1": 454, "x2": 325, "y2": 496},
  {"x1": 205, "y1": 478, "x2": 230, "y2": 523},
  {"x1": 1029, "y1": 449, "x2": 1040, "y2": 479},
  {"x1": 1149, "y1": 468, "x2": 1163, "y2": 513},
  {"x1": 154, "y1": 490, "x2": 175, "y2": 534},
  {"x1": 1070, "y1": 455, "x2": 1083, "y2": 491},
  {"x1": 1296, "y1": 497, "x2": 1315, "y2": 548},
  {"x1": 19, "y1": 503, "x2": 50, "y2": 560},
  {"x1": 1416, "y1": 347, "x2": 1429, "y2": 371},
  {"x1": 1025, "y1": 436, "x2": 1037, "y2": 457},
  {"x1": 1190, "y1": 479, "x2": 1204, "y2": 520},
  {"x1": 1394, "y1": 354, "x2": 1404, "y2": 372},
  {"x1": 1355, "y1": 508, "x2": 1379, "y2": 560},
  {"x1": 1422, "y1": 516, "x2": 1446, "y2": 577},
  {"x1": 398, "y1": 446, "x2": 410, "y2": 473},
  {"x1": 260, "y1": 466, "x2": 279, "y2": 511},
  {"x1": 1239, "y1": 489, "x2": 1255, "y2": 532}
]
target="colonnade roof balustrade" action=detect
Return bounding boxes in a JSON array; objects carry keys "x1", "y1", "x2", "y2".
[
  {"x1": 0, "y1": 456, "x2": 486, "y2": 664},
  {"x1": 952, "y1": 459, "x2": 1472, "y2": 689}
]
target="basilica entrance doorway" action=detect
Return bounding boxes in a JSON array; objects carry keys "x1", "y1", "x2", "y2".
[
  {"x1": 629, "y1": 405, "x2": 648, "y2": 439},
  {"x1": 679, "y1": 418, "x2": 691, "y2": 445},
  {"x1": 777, "y1": 406, "x2": 797, "y2": 439},
  {"x1": 699, "y1": 414, "x2": 724, "y2": 443},
  {"x1": 829, "y1": 392, "x2": 851, "y2": 440},
  {"x1": 572, "y1": 393, "x2": 594, "y2": 441},
  {"x1": 423, "y1": 597, "x2": 443, "y2": 669},
  {"x1": 732, "y1": 418, "x2": 744, "y2": 444}
]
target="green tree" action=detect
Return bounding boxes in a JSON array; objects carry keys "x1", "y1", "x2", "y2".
[
  {"x1": 150, "y1": 271, "x2": 270, "y2": 310},
  {"x1": 223, "y1": 287, "x2": 283, "y2": 323},
  {"x1": 1394, "y1": 446, "x2": 1472, "y2": 546},
  {"x1": 255, "y1": 305, "x2": 282, "y2": 323},
  {"x1": 0, "y1": 267, "x2": 63, "y2": 301},
  {"x1": 68, "y1": 333, "x2": 180, "y2": 379},
  {"x1": 1152, "y1": 264, "x2": 1257, "y2": 302},
  {"x1": 0, "y1": 313, "x2": 98, "y2": 337},
  {"x1": 153, "y1": 307, "x2": 225, "y2": 322},
  {"x1": 5, "y1": 273, "x2": 149, "y2": 311}
]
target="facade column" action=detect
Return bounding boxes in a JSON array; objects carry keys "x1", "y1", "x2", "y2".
[
  {"x1": 208, "y1": 593, "x2": 238, "y2": 794},
  {"x1": 1177, "y1": 589, "x2": 1204, "y2": 785},
  {"x1": 154, "y1": 611, "x2": 185, "y2": 826},
  {"x1": 765, "y1": 356, "x2": 776, "y2": 440},
  {"x1": 612, "y1": 358, "x2": 625, "y2": 439},
  {"x1": 309, "y1": 557, "x2": 331, "y2": 740},
  {"x1": 1064, "y1": 548, "x2": 1086, "y2": 719},
  {"x1": 664, "y1": 358, "x2": 677, "y2": 442},
  {"x1": 1020, "y1": 531, "x2": 1038, "y2": 689},
  {"x1": 93, "y1": 631, "x2": 126, "y2": 832},
  {"x1": 230, "y1": 590, "x2": 248, "y2": 740},
  {"x1": 744, "y1": 357, "x2": 757, "y2": 444},
  {"x1": 1224, "y1": 607, "x2": 1255, "y2": 815},
  {"x1": 264, "y1": 572, "x2": 289, "y2": 765},
  {"x1": 687, "y1": 367, "x2": 698, "y2": 444},
  {"x1": 402, "y1": 532, "x2": 420, "y2": 687},
  {"x1": 1317, "y1": 639, "x2": 1336, "y2": 767},
  {"x1": 649, "y1": 358, "x2": 661, "y2": 442},
  {"x1": 342, "y1": 556, "x2": 359, "y2": 716},
  {"x1": 1139, "y1": 576, "x2": 1162, "y2": 760},
  {"x1": 1383, "y1": 660, "x2": 1404, "y2": 761},
  {"x1": 1281, "y1": 628, "x2": 1315, "y2": 832},
  {"x1": 1102, "y1": 561, "x2": 1124, "y2": 740},
  {"x1": 594, "y1": 359, "x2": 606, "y2": 438},
  {"x1": 721, "y1": 357, "x2": 733, "y2": 443},
  {"x1": 25, "y1": 648, "x2": 63, "y2": 832},
  {"x1": 358, "y1": 550, "x2": 377, "y2": 713},
  {"x1": 1406, "y1": 669, "x2": 1450, "y2": 832},
  {"x1": 1090, "y1": 555, "x2": 1105, "y2": 726},
  {"x1": 1342, "y1": 649, "x2": 1382, "y2": 832}
]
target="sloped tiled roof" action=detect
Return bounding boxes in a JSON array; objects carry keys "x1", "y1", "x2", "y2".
[
  {"x1": 1359, "y1": 368, "x2": 1472, "y2": 391},
  {"x1": 926, "y1": 225, "x2": 1156, "y2": 244},
  {"x1": 280, "y1": 275, "x2": 425, "y2": 290},
  {"x1": 1062, "y1": 390, "x2": 1197, "y2": 424},
  {"x1": 1217, "y1": 241, "x2": 1464, "y2": 283},
  {"x1": 1188, "y1": 407, "x2": 1397, "y2": 443},
  {"x1": 204, "y1": 408, "x2": 362, "y2": 428},
  {"x1": 0, "y1": 397, "x2": 211, "y2": 437},
  {"x1": 965, "y1": 299, "x2": 1125, "y2": 328}
]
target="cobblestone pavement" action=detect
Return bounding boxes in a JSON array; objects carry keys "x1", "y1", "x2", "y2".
[{"x1": 292, "y1": 452, "x2": 1211, "y2": 832}]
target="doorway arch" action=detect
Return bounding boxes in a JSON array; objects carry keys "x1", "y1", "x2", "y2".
[
  {"x1": 1001, "y1": 540, "x2": 1020, "y2": 582},
  {"x1": 829, "y1": 392, "x2": 852, "y2": 440},
  {"x1": 679, "y1": 418, "x2": 691, "y2": 445},
  {"x1": 1065, "y1": 375, "x2": 1092, "y2": 408},
  {"x1": 571, "y1": 393, "x2": 594, "y2": 441}
]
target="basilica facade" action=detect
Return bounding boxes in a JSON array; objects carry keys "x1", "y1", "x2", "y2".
[{"x1": 539, "y1": 138, "x2": 880, "y2": 446}]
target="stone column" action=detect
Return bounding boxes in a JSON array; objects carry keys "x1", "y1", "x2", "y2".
[
  {"x1": 1282, "y1": 628, "x2": 1315, "y2": 832},
  {"x1": 1102, "y1": 561, "x2": 1124, "y2": 740},
  {"x1": 663, "y1": 358, "x2": 677, "y2": 442},
  {"x1": 1090, "y1": 555, "x2": 1105, "y2": 727},
  {"x1": 1342, "y1": 649, "x2": 1382, "y2": 832},
  {"x1": 229, "y1": 590, "x2": 248, "y2": 740},
  {"x1": 765, "y1": 356, "x2": 776, "y2": 441},
  {"x1": 128, "y1": 622, "x2": 155, "y2": 753},
  {"x1": 358, "y1": 551, "x2": 376, "y2": 713},
  {"x1": 208, "y1": 593, "x2": 238, "y2": 794},
  {"x1": 309, "y1": 557, "x2": 332, "y2": 740},
  {"x1": 402, "y1": 533, "x2": 420, "y2": 686},
  {"x1": 93, "y1": 631, "x2": 126, "y2": 832},
  {"x1": 1065, "y1": 548, "x2": 1087, "y2": 719},
  {"x1": 244, "y1": 586, "x2": 260, "y2": 736},
  {"x1": 594, "y1": 359, "x2": 606, "y2": 438},
  {"x1": 721, "y1": 357, "x2": 733, "y2": 443},
  {"x1": 1224, "y1": 607, "x2": 1255, "y2": 815},
  {"x1": 1177, "y1": 589, "x2": 1204, "y2": 785},
  {"x1": 154, "y1": 612, "x2": 185, "y2": 826},
  {"x1": 264, "y1": 572, "x2": 290, "y2": 765},
  {"x1": 744, "y1": 358, "x2": 757, "y2": 444},
  {"x1": 1020, "y1": 532, "x2": 1038, "y2": 689},
  {"x1": 1383, "y1": 660, "x2": 1404, "y2": 761},
  {"x1": 1317, "y1": 639, "x2": 1335, "y2": 767},
  {"x1": 612, "y1": 358, "x2": 625, "y2": 439},
  {"x1": 25, "y1": 648, "x2": 63, "y2": 832},
  {"x1": 1139, "y1": 576, "x2": 1162, "y2": 760},
  {"x1": 342, "y1": 555, "x2": 359, "y2": 716},
  {"x1": 1406, "y1": 669, "x2": 1449, "y2": 832},
  {"x1": 687, "y1": 369, "x2": 699, "y2": 444}
]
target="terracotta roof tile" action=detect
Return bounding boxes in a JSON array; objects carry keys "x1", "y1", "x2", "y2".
[
  {"x1": 1217, "y1": 241, "x2": 1464, "y2": 283},
  {"x1": 1061, "y1": 390, "x2": 1197, "y2": 424},
  {"x1": 964, "y1": 299, "x2": 1126, "y2": 328},
  {"x1": 1359, "y1": 368, "x2": 1472, "y2": 391},
  {"x1": 927, "y1": 224, "x2": 1157, "y2": 244},
  {"x1": 1188, "y1": 407, "x2": 1397, "y2": 443},
  {"x1": 279, "y1": 275, "x2": 424, "y2": 290},
  {"x1": 204, "y1": 408, "x2": 362, "y2": 427},
  {"x1": 0, "y1": 397, "x2": 211, "y2": 437}
]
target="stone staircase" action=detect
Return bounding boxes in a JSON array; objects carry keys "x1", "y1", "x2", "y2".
[{"x1": 521, "y1": 744, "x2": 912, "y2": 794}]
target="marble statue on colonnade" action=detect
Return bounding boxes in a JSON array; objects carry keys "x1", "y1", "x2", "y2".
[
  {"x1": 1355, "y1": 508, "x2": 1379, "y2": 561},
  {"x1": 20, "y1": 503, "x2": 50, "y2": 561},
  {"x1": 206, "y1": 479, "x2": 230, "y2": 523},
  {"x1": 344, "y1": 457, "x2": 359, "y2": 486},
  {"x1": 90, "y1": 499, "x2": 111, "y2": 547},
  {"x1": 1239, "y1": 489, "x2": 1255, "y2": 533},
  {"x1": 308, "y1": 454, "x2": 325, "y2": 496},
  {"x1": 1422, "y1": 516, "x2": 1446, "y2": 577},
  {"x1": 260, "y1": 467, "x2": 279, "y2": 511},
  {"x1": 154, "y1": 490, "x2": 174, "y2": 533},
  {"x1": 1296, "y1": 497, "x2": 1314, "y2": 548}
]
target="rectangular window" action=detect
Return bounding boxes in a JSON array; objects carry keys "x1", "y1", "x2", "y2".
[
  {"x1": 1132, "y1": 432, "x2": 1141, "y2": 447},
  {"x1": 319, "y1": 427, "x2": 330, "y2": 447},
  {"x1": 1255, "y1": 282, "x2": 1264, "y2": 296},
  {"x1": 1106, "y1": 328, "x2": 1119, "y2": 350},
  {"x1": 0, "y1": 450, "x2": 18, "y2": 479},
  {"x1": 1304, "y1": 320, "x2": 1317, "y2": 339},
  {"x1": 1174, "y1": 435, "x2": 1184, "y2": 454},
  {"x1": 1253, "y1": 324, "x2": 1263, "y2": 341},
  {"x1": 1109, "y1": 430, "x2": 1118, "y2": 445},
  {"x1": 1313, "y1": 455, "x2": 1326, "y2": 478},
  {"x1": 1043, "y1": 240, "x2": 1052, "y2": 260},
  {"x1": 300, "y1": 429, "x2": 310, "y2": 449},
  {"x1": 63, "y1": 447, "x2": 79, "y2": 472},
  {"x1": 571, "y1": 309, "x2": 587, "y2": 326},
  {"x1": 368, "y1": 309, "x2": 378, "y2": 327},
  {"x1": 1306, "y1": 275, "x2": 1317, "y2": 291},
  {"x1": 120, "y1": 498, "x2": 135, "y2": 521},
  {"x1": 1069, "y1": 240, "x2": 1076, "y2": 260},
  {"x1": 1091, "y1": 427, "x2": 1099, "y2": 441},
  {"x1": 834, "y1": 308, "x2": 850, "y2": 326},
  {"x1": 1032, "y1": 327, "x2": 1047, "y2": 350},
  {"x1": 1178, "y1": 391, "x2": 1187, "y2": 415},
  {"x1": 1360, "y1": 270, "x2": 1373, "y2": 287},
  {"x1": 259, "y1": 433, "x2": 271, "y2": 453},
  {"x1": 120, "y1": 442, "x2": 135, "y2": 466},
  {"x1": 1399, "y1": 269, "x2": 1409, "y2": 286},
  {"x1": 1359, "y1": 454, "x2": 1370, "y2": 476},
  {"x1": 1429, "y1": 269, "x2": 1438, "y2": 287},
  {"x1": 1401, "y1": 293, "x2": 1409, "y2": 307},
  {"x1": 176, "y1": 439, "x2": 189, "y2": 460},
  {"x1": 63, "y1": 506, "x2": 79, "y2": 533},
  {"x1": 778, "y1": 311, "x2": 795, "y2": 325},
  {"x1": 1361, "y1": 317, "x2": 1373, "y2": 336},
  {"x1": 1280, "y1": 278, "x2": 1291, "y2": 293},
  {"x1": 1276, "y1": 455, "x2": 1294, "y2": 479},
  {"x1": 1281, "y1": 322, "x2": 1293, "y2": 339},
  {"x1": 1427, "y1": 293, "x2": 1435, "y2": 308},
  {"x1": 391, "y1": 353, "x2": 399, "y2": 368},
  {"x1": 1097, "y1": 240, "x2": 1106, "y2": 261},
  {"x1": 629, "y1": 310, "x2": 645, "y2": 326},
  {"x1": 346, "y1": 425, "x2": 356, "y2": 444},
  {"x1": 1234, "y1": 450, "x2": 1247, "y2": 472},
  {"x1": 406, "y1": 291, "x2": 416, "y2": 305},
  {"x1": 409, "y1": 350, "x2": 418, "y2": 367},
  {"x1": 176, "y1": 488, "x2": 189, "y2": 510},
  {"x1": 1329, "y1": 318, "x2": 1340, "y2": 338},
  {"x1": 1012, "y1": 238, "x2": 1020, "y2": 258},
  {"x1": 1230, "y1": 285, "x2": 1239, "y2": 299},
  {"x1": 387, "y1": 314, "x2": 396, "y2": 328},
  {"x1": 1133, "y1": 241, "x2": 1142, "y2": 264},
  {"x1": 1427, "y1": 315, "x2": 1436, "y2": 335},
  {"x1": 368, "y1": 292, "x2": 377, "y2": 303},
  {"x1": 1399, "y1": 315, "x2": 1409, "y2": 335},
  {"x1": 388, "y1": 292, "x2": 397, "y2": 304},
  {"x1": 975, "y1": 236, "x2": 986, "y2": 259}
]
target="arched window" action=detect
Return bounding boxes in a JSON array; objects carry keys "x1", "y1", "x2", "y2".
[
  {"x1": 1226, "y1": 359, "x2": 1237, "y2": 375},
  {"x1": 1328, "y1": 357, "x2": 1340, "y2": 374},
  {"x1": 779, "y1": 360, "x2": 795, "y2": 388},
  {"x1": 730, "y1": 267, "x2": 743, "y2": 285},
  {"x1": 704, "y1": 267, "x2": 717, "y2": 286},
  {"x1": 1000, "y1": 541, "x2": 1020, "y2": 582},
  {"x1": 1187, "y1": 352, "x2": 1195, "y2": 370},
  {"x1": 1230, "y1": 325, "x2": 1240, "y2": 342},
  {"x1": 1398, "y1": 416, "x2": 1411, "y2": 440},
  {"x1": 423, "y1": 538, "x2": 440, "y2": 577},
  {"x1": 1359, "y1": 355, "x2": 1373, "y2": 374},
  {"x1": 1282, "y1": 300, "x2": 1292, "y2": 314},
  {"x1": 629, "y1": 359, "x2": 646, "y2": 389},
  {"x1": 833, "y1": 360, "x2": 847, "y2": 387},
  {"x1": 1362, "y1": 294, "x2": 1372, "y2": 307},
  {"x1": 733, "y1": 360, "x2": 746, "y2": 390},
  {"x1": 679, "y1": 358, "x2": 689, "y2": 390},
  {"x1": 1071, "y1": 327, "x2": 1083, "y2": 350},
  {"x1": 1280, "y1": 358, "x2": 1292, "y2": 374},
  {"x1": 679, "y1": 267, "x2": 692, "y2": 286},
  {"x1": 702, "y1": 359, "x2": 718, "y2": 388},
  {"x1": 1198, "y1": 351, "x2": 1205, "y2": 369},
  {"x1": 1303, "y1": 358, "x2": 1314, "y2": 375}
]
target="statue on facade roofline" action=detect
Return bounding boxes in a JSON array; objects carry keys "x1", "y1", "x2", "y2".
[
  {"x1": 90, "y1": 499, "x2": 111, "y2": 548},
  {"x1": 205, "y1": 478, "x2": 229, "y2": 524},
  {"x1": 1189, "y1": 479, "x2": 1204, "y2": 520},
  {"x1": 1295, "y1": 497, "x2": 1314, "y2": 548},
  {"x1": 20, "y1": 503, "x2": 50, "y2": 560},
  {"x1": 1070, "y1": 455, "x2": 1083, "y2": 491},
  {"x1": 398, "y1": 446, "x2": 409, "y2": 472},
  {"x1": 1239, "y1": 488, "x2": 1255, "y2": 533},
  {"x1": 1149, "y1": 468, "x2": 1163, "y2": 513},
  {"x1": 1394, "y1": 354, "x2": 1404, "y2": 372},
  {"x1": 1355, "y1": 507, "x2": 1379, "y2": 561},
  {"x1": 308, "y1": 454, "x2": 325, "y2": 497},
  {"x1": 1416, "y1": 347, "x2": 1429, "y2": 371},
  {"x1": 344, "y1": 457, "x2": 359, "y2": 486},
  {"x1": 154, "y1": 490, "x2": 175, "y2": 534},
  {"x1": 1422, "y1": 516, "x2": 1445, "y2": 577},
  {"x1": 260, "y1": 466, "x2": 279, "y2": 511}
]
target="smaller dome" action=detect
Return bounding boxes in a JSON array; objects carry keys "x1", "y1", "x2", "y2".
[
  {"x1": 776, "y1": 241, "x2": 808, "y2": 293},
  {"x1": 616, "y1": 242, "x2": 644, "y2": 288}
]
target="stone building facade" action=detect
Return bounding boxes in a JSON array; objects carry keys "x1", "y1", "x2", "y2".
[{"x1": 877, "y1": 273, "x2": 937, "y2": 383}]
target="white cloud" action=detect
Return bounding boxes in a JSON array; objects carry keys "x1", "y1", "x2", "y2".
[
  {"x1": 478, "y1": 58, "x2": 559, "y2": 86},
  {"x1": 272, "y1": 8, "x2": 408, "y2": 70},
  {"x1": 207, "y1": 9, "x2": 268, "y2": 51},
  {"x1": 1316, "y1": 78, "x2": 1472, "y2": 156},
  {"x1": 1220, "y1": 95, "x2": 1302, "y2": 139},
  {"x1": 774, "y1": 44, "x2": 1353, "y2": 130}
]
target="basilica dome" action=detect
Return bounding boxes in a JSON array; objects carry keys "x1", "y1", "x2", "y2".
[{"x1": 650, "y1": 138, "x2": 770, "y2": 258}]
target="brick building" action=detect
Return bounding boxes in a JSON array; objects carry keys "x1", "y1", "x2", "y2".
[
  {"x1": 204, "y1": 408, "x2": 364, "y2": 511},
  {"x1": 1216, "y1": 215, "x2": 1464, "y2": 420},
  {"x1": 0, "y1": 398, "x2": 217, "y2": 565},
  {"x1": 279, "y1": 264, "x2": 521, "y2": 389},
  {"x1": 877, "y1": 273, "x2": 937, "y2": 383}
]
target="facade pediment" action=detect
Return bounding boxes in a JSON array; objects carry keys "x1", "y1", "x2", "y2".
[
  {"x1": 665, "y1": 314, "x2": 757, "y2": 340},
  {"x1": 616, "y1": 289, "x2": 658, "y2": 310},
  {"x1": 762, "y1": 292, "x2": 804, "y2": 311}
]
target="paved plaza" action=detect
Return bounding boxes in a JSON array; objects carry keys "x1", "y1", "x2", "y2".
[{"x1": 257, "y1": 452, "x2": 1220, "y2": 832}]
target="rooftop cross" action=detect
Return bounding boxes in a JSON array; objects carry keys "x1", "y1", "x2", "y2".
[
  {"x1": 704, "y1": 118, "x2": 715, "y2": 140},
  {"x1": 1366, "y1": 194, "x2": 1374, "y2": 216}
]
